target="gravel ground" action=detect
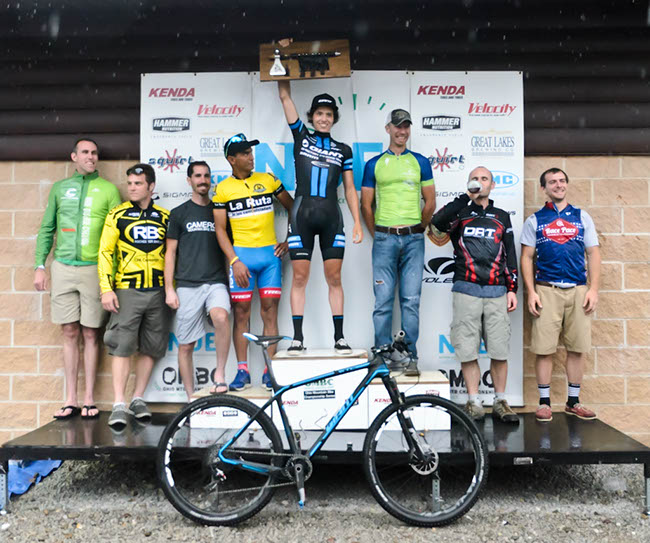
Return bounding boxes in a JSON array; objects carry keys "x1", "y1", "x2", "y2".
[{"x1": 2, "y1": 460, "x2": 648, "y2": 543}]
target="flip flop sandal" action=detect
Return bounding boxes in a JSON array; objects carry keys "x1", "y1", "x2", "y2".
[
  {"x1": 210, "y1": 383, "x2": 229, "y2": 395},
  {"x1": 81, "y1": 405, "x2": 100, "y2": 419},
  {"x1": 53, "y1": 405, "x2": 81, "y2": 420}
]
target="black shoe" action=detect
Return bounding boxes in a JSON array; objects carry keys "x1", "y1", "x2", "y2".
[
  {"x1": 287, "y1": 340, "x2": 305, "y2": 356},
  {"x1": 334, "y1": 338, "x2": 352, "y2": 355}
]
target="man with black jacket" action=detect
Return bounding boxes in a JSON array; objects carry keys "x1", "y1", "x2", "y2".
[{"x1": 431, "y1": 166, "x2": 519, "y2": 423}]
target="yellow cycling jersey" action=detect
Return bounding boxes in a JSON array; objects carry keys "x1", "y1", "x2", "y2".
[
  {"x1": 212, "y1": 171, "x2": 285, "y2": 248},
  {"x1": 98, "y1": 201, "x2": 169, "y2": 292}
]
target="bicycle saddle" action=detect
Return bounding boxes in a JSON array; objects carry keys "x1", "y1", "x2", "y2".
[{"x1": 243, "y1": 333, "x2": 290, "y2": 345}]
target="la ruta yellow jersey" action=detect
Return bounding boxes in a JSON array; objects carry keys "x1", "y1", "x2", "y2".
[
  {"x1": 212, "y1": 171, "x2": 285, "y2": 248},
  {"x1": 98, "y1": 200, "x2": 169, "y2": 292}
]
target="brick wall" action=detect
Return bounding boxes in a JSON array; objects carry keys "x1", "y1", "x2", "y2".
[{"x1": 0, "y1": 157, "x2": 648, "y2": 446}]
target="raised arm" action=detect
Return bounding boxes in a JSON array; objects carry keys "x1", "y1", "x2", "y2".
[{"x1": 277, "y1": 80, "x2": 299, "y2": 124}]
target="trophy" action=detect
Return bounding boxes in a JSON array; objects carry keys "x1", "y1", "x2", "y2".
[{"x1": 259, "y1": 39, "x2": 351, "y2": 81}]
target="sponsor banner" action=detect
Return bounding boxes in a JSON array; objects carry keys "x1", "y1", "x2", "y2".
[{"x1": 141, "y1": 70, "x2": 523, "y2": 406}]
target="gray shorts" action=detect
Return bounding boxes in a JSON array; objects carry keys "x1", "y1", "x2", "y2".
[
  {"x1": 104, "y1": 289, "x2": 170, "y2": 358},
  {"x1": 450, "y1": 292, "x2": 511, "y2": 362},
  {"x1": 175, "y1": 283, "x2": 230, "y2": 345}
]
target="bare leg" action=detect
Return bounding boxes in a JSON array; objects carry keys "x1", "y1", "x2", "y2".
[
  {"x1": 260, "y1": 297, "x2": 280, "y2": 358},
  {"x1": 290, "y1": 260, "x2": 311, "y2": 316},
  {"x1": 81, "y1": 326, "x2": 100, "y2": 417},
  {"x1": 461, "y1": 360, "x2": 481, "y2": 396},
  {"x1": 132, "y1": 355, "x2": 155, "y2": 399},
  {"x1": 490, "y1": 359, "x2": 508, "y2": 394},
  {"x1": 535, "y1": 354, "x2": 554, "y2": 386},
  {"x1": 55, "y1": 322, "x2": 81, "y2": 417},
  {"x1": 232, "y1": 301, "x2": 251, "y2": 364},
  {"x1": 209, "y1": 307, "x2": 231, "y2": 392},
  {"x1": 323, "y1": 259, "x2": 344, "y2": 315},
  {"x1": 112, "y1": 356, "x2": 131, "y2": 405},
  {"x1": 565, "y1": 351, "x2": 585, "y2": 384},
  {"x1": 178, "y1": 342, "x2": 196, "y2": 401}
]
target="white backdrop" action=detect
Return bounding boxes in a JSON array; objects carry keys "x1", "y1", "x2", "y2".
[{"x1": 140, "y1": 71, "x2": 524, "y2": 404}]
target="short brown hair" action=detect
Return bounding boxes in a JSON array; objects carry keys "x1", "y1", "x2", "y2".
[
  {"x1": 540, "y1": 167, "x2": 569, "y2": 188},
  {"x1": 126, "y1": 163, "x2": 156, "y2": 185}
]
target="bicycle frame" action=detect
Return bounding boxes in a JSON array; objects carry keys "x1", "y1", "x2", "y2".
[{"x1": 217, "y1": 344, "x2": 413, "y2": 476}]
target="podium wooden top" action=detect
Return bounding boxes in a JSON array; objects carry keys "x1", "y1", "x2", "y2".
[
  {"x1": 373, "y1": 370, "x2": 448, "y2": 385},
  {"x1": 259, "y1": 39, "x2": 350, "y2": 81},
  {"x1": 274, "y1": 348, "x2": 368, "y2": 360}
]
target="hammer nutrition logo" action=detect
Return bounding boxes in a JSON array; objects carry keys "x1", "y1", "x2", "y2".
[
  {"x1": 152, "y1": 117, "x2": 190, "y2": 133},
  {"x1": 148, "y1": 88, "x2": 195, "y2": 101},
  {"x1": 417, "y1": 85, "x2": 465, "y2": 99},
  {"x1": 468, "y1": 103, "x2": 517, "y2": 116},
  {"x1": 422, "y1": 116, "x2": 461, "y2": 131},
  {"x1": 197, "y1": 104, "x2": 245, "y2": 117}
]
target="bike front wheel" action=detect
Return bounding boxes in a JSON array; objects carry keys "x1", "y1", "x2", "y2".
[
  {"x1": 156, "y1": 394, "x2": 284, "y2": 526},
  {"x1": 363, "y1": 394, "x2": 488, "y2": 527}
]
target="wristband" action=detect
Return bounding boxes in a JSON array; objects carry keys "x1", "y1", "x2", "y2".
[{"x1": 229, "y1": 256, "x2": 240, "y2": 266}]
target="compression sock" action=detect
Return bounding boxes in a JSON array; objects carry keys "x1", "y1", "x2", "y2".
[
  {"x1": 333, "y1": 315, "x2": 344, "y2": 341},
  {"x1": 567, "y1": 383, "x2": 580, "y2": 407},
  {"x1": 237, "y1": 361, "x2": 248, "y2": 371},
  {"x1": 538, "y1": 384, "x2": 551, "y2": 406},
  {"x1": 292, "y1": 315, "x2": 304, "y2": 342}
]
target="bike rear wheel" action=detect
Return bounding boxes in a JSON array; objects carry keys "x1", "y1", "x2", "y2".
[
  {"x1": 156, "y1": 394, "x2": 284, "y2": 526},
  {"x1": 363, "y1": 394, "x2": 488, "y2": 527}
]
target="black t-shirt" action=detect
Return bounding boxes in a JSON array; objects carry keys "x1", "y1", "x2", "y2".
[
  {"x1": 167, "y1": 200, "x2": 227, "y2": 288},
  {"x1": 289, "y1": 118, "x2": 353, "y2": 202}
]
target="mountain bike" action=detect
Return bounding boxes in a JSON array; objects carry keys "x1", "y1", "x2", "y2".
[{"x1": 156, "y1": 333, "x2": 487, "y2": 527}]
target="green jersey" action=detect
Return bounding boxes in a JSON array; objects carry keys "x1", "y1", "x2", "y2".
[
  {"x1": 361, "y1": 149, "x2": 434, "y2": 227},
  {"x1": 35, "y1": 170, "x2": 122, "y2": 267}
]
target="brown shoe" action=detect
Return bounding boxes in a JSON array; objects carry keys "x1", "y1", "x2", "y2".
[
  {"x1": 535, "y1": 404, "x2": 553, "y2": 422},
  {"x1": 565, "y1": 403, "x2": 596, "y2": 420},
  {"x1": 491, "y1": 399, "x2": 519, "y2": 424},
  {"x1": 463, "y1": 401, "x2": 485, "y2": 421}
]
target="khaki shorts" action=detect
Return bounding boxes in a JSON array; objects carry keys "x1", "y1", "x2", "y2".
[
  {"x1": 450, "y1": 292, "x2": 511, "y2": 362},
  {"x1": 50, "y1": 260, "x2": 106, "y2": 328},
  {"x1": 104, "y1": 289, "x2": 170, "y2": 358},
  {"x1": 531, "y1": 284, "x2": 591, "y2": 355}
]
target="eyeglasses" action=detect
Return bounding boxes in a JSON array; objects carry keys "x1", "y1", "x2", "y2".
[{"x1": 224, "y1": 133, "x2": 246, "y2": 156}]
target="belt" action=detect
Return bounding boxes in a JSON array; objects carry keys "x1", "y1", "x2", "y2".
[
  {"x1": 536, "y1": 281, "x2": 576, "y2": 289},
  {"x1": 375, "y1": 224, "x2": 425, "y2": 236}
]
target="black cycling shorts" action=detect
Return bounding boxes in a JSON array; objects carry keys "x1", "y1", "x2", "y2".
[{"x1": 287, "y1": 196, "x2": 345, "y2": 261}]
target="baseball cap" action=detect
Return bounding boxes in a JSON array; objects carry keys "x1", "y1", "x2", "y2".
[
  {"x1": 224, "y1": 133, "x2": 260, "y2": 157},
  {"x1": 309, "y1": 93, "x2": 339, "y2": 114},
  {"x1": 385, "y1": 108, "x2": 412, "y2": 127}
]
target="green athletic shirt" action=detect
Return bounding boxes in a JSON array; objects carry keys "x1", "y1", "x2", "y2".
[
  {"x1": 361, "y1": 149, "x2": 434, "y2": 227},
  {"x1": 35, "y1": 170, "x2": 122, "y2": 267}
]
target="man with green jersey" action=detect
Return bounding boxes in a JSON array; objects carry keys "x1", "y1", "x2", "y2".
[
  {"x1": 361, "y1": 109, "x2": 436, "y2": 375},
  {"x1": 34, "y1": 138, "x2": 121, "y2": 420}
]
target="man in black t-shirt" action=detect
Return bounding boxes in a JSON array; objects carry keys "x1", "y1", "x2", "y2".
[{"x1": 164, "y1": 161, "x2": 230, "y2": 399}]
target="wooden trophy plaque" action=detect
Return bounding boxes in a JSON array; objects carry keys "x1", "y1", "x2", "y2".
[{"x1": 259, "y1": 39, "x2": 351, "y2": 81}]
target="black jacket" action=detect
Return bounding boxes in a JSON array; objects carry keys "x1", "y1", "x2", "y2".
[{"x1": 431, "y1": 194, "x2": 518, "y2": 292}]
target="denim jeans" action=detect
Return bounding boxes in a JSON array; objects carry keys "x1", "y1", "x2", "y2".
[{"x1": 372, "y1": 231, "x2": 424, "y2": 356}]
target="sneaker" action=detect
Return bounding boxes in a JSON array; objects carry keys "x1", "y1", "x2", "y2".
[
  {"x1": 565, "y1": 403, "x2": 596, "y2": 420},
  {"x1": 129, "y1": 398, "x2": 151, "y2": 420},
  {"x1": 404, "y1": 356, "x2": 420, "y2": 377},
  {"x1": 491, "y1": 399, "x2": 519, "y2": 424},
  {"x1": 463, "y1": 401, "x2": 485, "y2": 421},
  {"x1": 287, "y1": 340, "x2": 306, "y2": 356},
  {"x1": 334, "y1": 338, "x2": 352, "y2": 355},
  {"x1": 108, "y1": 403, "x2": 129, "y2": 427},
  {"x1": 229, "y1": 369, "x2": 251, "y2": 391},
  {"x1": 262, "y1": 372, "x2": 273, "y2": 390},
  {"x1": 535, "y1": 404, "x2": 553, "y2": 422}
]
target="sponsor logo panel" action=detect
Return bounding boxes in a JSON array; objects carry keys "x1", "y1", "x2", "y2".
[
  {"x1": 152, "y1": 117, "x2": 191, "y2": 133},
  {"x1": 422, "y1": 115, "x2": 461, "y2": 131},
  {"x1": 148, "y1": 87, "x2": 195, "y2": 102},
  {"x1": 199, "y1": 134, "x2": 228, "y2": 158},
  {"x1": 148, "y1": 148, "x2": 195, "y2": 173},
  {"x1": 468, "y1": 102, "x2": 516, "y2": 116},
  {"x1": 428, "y1": 147, "x2": 466, "y2": 172},
  {"x1": 470, "y1": 132, "x2": 516, "y2": 156},
  {"x1": 492, "y1": 171, "x2": 521, "y2": 190},
  {"x1": 416, "y1": 85, "x2": 465, "y2": 99},
  {"x1": 197, "y1": 104, "x2": 245, "y2": 117}
]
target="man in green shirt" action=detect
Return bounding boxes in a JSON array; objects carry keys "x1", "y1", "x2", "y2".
[
  {"x1": 34, "y1": 138, "x2": 121, "y2": 420},
  {"x1": 361, "y1": 109, "x2": 436, "y2": 375}
]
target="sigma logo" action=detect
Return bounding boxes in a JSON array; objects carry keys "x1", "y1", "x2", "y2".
[
  {"x1": 422, "y1": 115, "x2": 461, "y2": 131},
  {"x1": 152, "y1": 117, "x2": 190, "y2": 132},
  {"x1": 148, "y1": 149, "x2": 194, "y2": 172},
  {"x1": 423, "y1": 257, "x2": 454, "y2": 284},
  {"x1": 148, "y1": 88, "x2": 195, "y2": 101},
  {"x1": 492, "y1": 171, "x2": 520, "y2": 190},
  {"x1": 417, "y1": 85, "x2": 465, "y2": 99},
  {"x1": 428, "y1": 147, "x2": 466, "y2": 172},
  {"x1": 468, "y1": 103, "x2": 517, "y2": 116},
  {"x1": 197, "y1": 104, "x2": 244, "y2": 117}
]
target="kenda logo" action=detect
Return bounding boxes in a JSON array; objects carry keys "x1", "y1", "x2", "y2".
[
  {"x1": 492, "y1": 171, "x2": 520, "y2": 190},
  {"x1": 468, "y1": 103, "x2": 517, "y2": 116},
  {"x1": 148, "y1": 88, "x2": 195, "y2": 101},
  {"x1": 153, "y1": 117, "x2": 190, "y2": 132},
  {"x1": 197, "y1": 104, "x2": 245, "y2": 117},
  {"x1": 417, "y1": 85, "x2": 465, "y2": 99}
]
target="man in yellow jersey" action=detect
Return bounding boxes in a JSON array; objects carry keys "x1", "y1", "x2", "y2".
[
  {"x1": 98, "y1": 164, "x2": 170, "y2": 428},
  {"x1": 213, "y1": 134, "x2": 294, "y2": 390}
]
